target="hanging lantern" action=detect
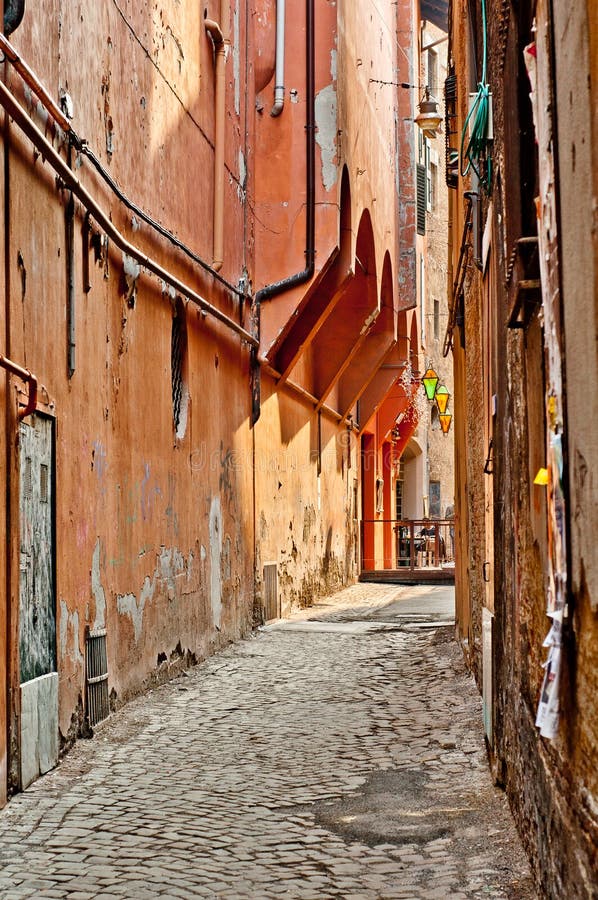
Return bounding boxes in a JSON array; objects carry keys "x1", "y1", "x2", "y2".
[
  {"x1": 414, "y1": 87, "x2": 442, "y2": 138},
  {"x1": 439, "y1": 412, "x2": 452, "y2": 434},
  {"x1": 435, "y1": 385, "x2": 450, "y2": 414},
  {"x1": 421, "y1": 367, "x2": 439, "y2": 401}
]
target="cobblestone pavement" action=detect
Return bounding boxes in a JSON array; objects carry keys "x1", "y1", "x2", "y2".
[{"x1": 0, "y1": 583, "x2": 536, "y2": 899}]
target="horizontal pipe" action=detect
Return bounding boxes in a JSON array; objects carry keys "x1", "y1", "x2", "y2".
[
  {"x1": 259, "y1": 357, "x2": 346, "y2": 424},
  {"x1": 0, "y1": 354, "x2": 38, "y2": 419},
  {"x1": 0, "y1": 79, "x2": 258, "y2": 350},
  {"x1": 0, "y1": 33, "x2": 71, "y2": 134},
  {"x1": 0, "y1": 32, "x2": 246, "y2": 300}
]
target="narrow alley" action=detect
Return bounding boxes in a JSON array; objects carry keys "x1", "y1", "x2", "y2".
[{"x1": 0, "y1": 585, "x2": 535, "y2": 899}]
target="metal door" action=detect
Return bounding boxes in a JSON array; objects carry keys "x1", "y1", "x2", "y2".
[{"x1": 19, "y1": 415, "x2": 58, "y2": 788}]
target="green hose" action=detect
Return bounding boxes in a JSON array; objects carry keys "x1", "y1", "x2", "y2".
[{"x1": 460, "y1": 0, "x2": 492, "y2": 191}]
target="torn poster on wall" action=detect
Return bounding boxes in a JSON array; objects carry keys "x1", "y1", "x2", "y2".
[{"x1": 524, "y1": 8, "x2": 569, "y2": 741}]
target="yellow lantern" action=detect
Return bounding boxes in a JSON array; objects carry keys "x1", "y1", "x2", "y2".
[
  {"x1": 439, "y1": 412, "x2": 452, "y2": 434},
  {"x1": 435, "y1": 385, "x2": 450, "y2": 415}
]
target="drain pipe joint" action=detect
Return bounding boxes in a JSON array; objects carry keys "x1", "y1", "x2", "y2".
[{"x1": 271, "y1": 0, "x2": 286, "y2": 117}]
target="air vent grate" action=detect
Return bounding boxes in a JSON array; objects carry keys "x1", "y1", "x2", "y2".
[
  {"x1": 263, "y1": 563, "x2": 279, "y2": 621},
  {"x1": 85, "y1": 628, "x2": 110, "y2": 727}
]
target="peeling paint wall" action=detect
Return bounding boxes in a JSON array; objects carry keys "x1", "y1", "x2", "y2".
[
  {"x1": 0, "y1": 0, "x2": 422, "y2": 807},
  {"x1": 1, "y1": 0, "x2": 255, "y2": 766},
  {"x1": 315, "y1": 82, "x2": 338, "y2": 193},
  {"x1": 254, "y1": 378, "x2": 358, "y2": 618}
]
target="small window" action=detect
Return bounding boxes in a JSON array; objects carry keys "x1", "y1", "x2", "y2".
[
  {"x1": 171, "y1": 298, "x2": 189, "y2": 439},
  {"x1": 416, "y1": 164, "x2": 426, "y2": 235},
  {"x1": 429, "y1": 480, "x2": 441, "y2": 517},
  {"x1": 429, "y1": 161, "x2": 438, "y2": 210},
  {"x1": 427, "y1": 49, "x2": 438, "y2": 96},
  {"x1": 395, "y1": 479, "x2": 404, "y2": 520}
]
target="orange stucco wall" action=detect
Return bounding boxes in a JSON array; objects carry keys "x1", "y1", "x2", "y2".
[{"x1": 0, "y1": 0, "x2": 419, "y2": 801}]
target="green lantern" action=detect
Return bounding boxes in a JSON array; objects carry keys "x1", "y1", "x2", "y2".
[{"x1": 421, "y1": 367, "x2": 439, "y2": 401}]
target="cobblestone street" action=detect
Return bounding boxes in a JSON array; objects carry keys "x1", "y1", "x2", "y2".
[{"x1": 0, "y1": 584, "x2": 535, "y2": 899}]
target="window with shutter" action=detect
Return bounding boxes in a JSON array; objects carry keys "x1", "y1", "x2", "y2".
[{"x1": 416, "y1": 163, "x2": 426, "y2": 235}]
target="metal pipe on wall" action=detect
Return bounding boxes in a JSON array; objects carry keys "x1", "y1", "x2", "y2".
[
  {"x1": 0, "y1": 32, "x2": 246, "y2": 300},
  {"x1": 205, "y1": 0, "x2": 230, "y2": 272},
  {"x1": 0, "y1": 78, "x2": 258, "y2": 350},
  {"x1": 0, "y1": 355, "x2": 37, "y2": 420},
  {"x1": 251, "y1": 0, "x2": 316, "y2": 424},
  {"x1": 66, "y1": 192, "x2": 76, "y2": 376},
  {"x1": 271, "y1": 0, "x2": 285, "y2": 117}
]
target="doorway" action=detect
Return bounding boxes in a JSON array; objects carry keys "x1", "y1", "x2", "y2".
[{"x1": 18, "y1": 414, "x2": 58, "y2": 789}]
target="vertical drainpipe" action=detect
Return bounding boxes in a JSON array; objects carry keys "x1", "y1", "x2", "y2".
[
  {"x1": 3, "y1": 0, "x2": 26, "y2": 797},
  {"x1": 251, "y1": 0, "x2": 316, "y2": 425},
  {"x1": 205, "y1": 0, "x2": 231, "y2": 272},
  {"x1": 270, "y1": 0, "x2": 285, "y2": 117},
  {"x1": 66, "y1": 147, "x2": 76, "y2": 377}
]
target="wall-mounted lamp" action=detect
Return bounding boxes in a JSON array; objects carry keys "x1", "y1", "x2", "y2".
[
  {"x1": 415, "y1": 87, "x2": 442, "y2": 139},
  {"x1": 435, "y1": 385, "x2": 450, "y2": 414},
  {"x1": 421, "y1": 367, "x2": 439, "y2": 400},
  {"x1": 439, "y1": 412, "x2": 452, "y2": 434},
  {"x1": 369, "y1": 80, "x2": 442, "y2": 139}
]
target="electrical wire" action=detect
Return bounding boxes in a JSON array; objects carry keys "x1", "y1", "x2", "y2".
[
  {"x1": 460, "y1": 0, "x2": 492, "y2": 191},
  {"x1": 79, "y1": 143, "x2": 246, "y2": 299}
]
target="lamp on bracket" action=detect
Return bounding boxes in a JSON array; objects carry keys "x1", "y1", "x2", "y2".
[
  {"x1": 439, "y1": 412, "x2": 452, "y2": 434},
  {"x1": 434, "y1": 385, "x2": 450, "y2": 415},
  {"x1": 368, "y1": 79, "x2": 442, "y2": 139},
  {"x1": 421, "y1": 367, "x2": 439, "y2": 401},
  {"x1": 415, "y1": 86, "x2": 442, "y2": 139}
]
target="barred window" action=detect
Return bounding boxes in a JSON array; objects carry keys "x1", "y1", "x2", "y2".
[{"x1": 171, "y1": 299, "x2": 188, "y2": 439}]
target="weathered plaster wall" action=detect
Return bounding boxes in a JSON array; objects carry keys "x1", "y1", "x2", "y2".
[
  {"x1": 451, "y1": 0, "x2": 598, "y2": 894},
  {"x1": 337, "y1": 1, "x2": 400, "y2": 301},
  {"x1": 0, "y1": 0, "x2": 422, "y2": 806},
  {"x1": 255, "y1": 376, "x2": 357, "y2": 616},
  {"x1": 3, "y1": 0, "x2": 255, "y2": 766},
  {"x1": 253, "y1": 0, "x2": 339, "y2": 350}
]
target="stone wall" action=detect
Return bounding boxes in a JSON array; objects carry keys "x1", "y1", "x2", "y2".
[{"x1": 449, "y1": 0, "x2": 598, "y2": 894}]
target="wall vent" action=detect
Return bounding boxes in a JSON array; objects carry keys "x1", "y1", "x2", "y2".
[
  {"x1": 263, "y1": 563, "x2": 279, "y2": 621},
  {"x1": 85, "y1": 628, "x2": 110, "y2": 727}
]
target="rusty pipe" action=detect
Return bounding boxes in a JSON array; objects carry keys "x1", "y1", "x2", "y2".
[
  {"x1": 0, "y1": 32, "x2": 250, "y2": 301},
  {"x1": 0, "y1": 78, "x2": 258, "y2": 349},
  {"x1": 0, "y1": 354, "x2": 38, "y2": 420},
  {"x1": 205, "y1": 5, "x2": 229, "y2": 273},
  {"x1": 259, "y1": 356, "x2": 346, "y2": 424},
  {"x1": 0, "y1": 33, "x2": 72, "y2": 136}
]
